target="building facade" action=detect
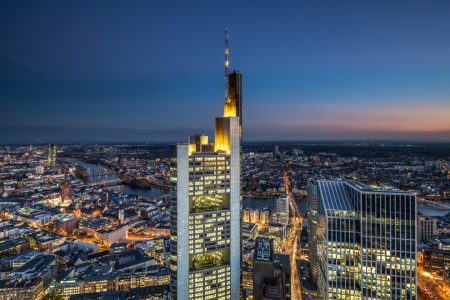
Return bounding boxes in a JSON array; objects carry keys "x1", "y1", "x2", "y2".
[
  {"x1": 417, "y1": 217, "x2": 437, "y2": 243},
  {"x1": 47, "y1": 143, "x2": 57, "y2": 166},
  {"x1": 423, "y1": 248, "x2": 450, "y2": 275},
  {"x1": 96, "y1": 224, "x2": 128, "y2": 246},
  {"x1": 54, "y1": 216, "x2": 76, "y2": 235},
  {"x1": 277, "y1": 194, "x2": 290, "y2": 225},
  {"x1": 252, "y1": 238, "x2": 291, "y2": 300},
  {"x1": 307, "y1": 180, "x2": 417, "y2": 300},
  {"x1": 169, "y1": 70, "x2": 242, "y2": 299}
]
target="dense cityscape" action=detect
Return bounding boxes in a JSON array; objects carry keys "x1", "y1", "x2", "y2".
[
  {"x1": 0, "y1": 138, "x2": 450, "y2": 300},
  {"x1": 2, "y1": 2, "x2": 450, "y2": 300}
]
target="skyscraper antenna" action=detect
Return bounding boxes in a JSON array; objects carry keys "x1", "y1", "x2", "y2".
[{"x1": 225, "y1": 29, "x2": 230, "y2": 104}]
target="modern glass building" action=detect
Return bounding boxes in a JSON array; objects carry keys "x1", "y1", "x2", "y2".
[
  {"x1": 169, "y1": 73, "x2": 242, "y2": 300},
  {"x1": 47, "y1": 143, "x2": 57, "y2": 165},
  {"x1": 307, "y1": 180, "x2": 417, "y2": 300},
  {"x1": 276, "y1": 194, "x2": 290, "y2": 225}
]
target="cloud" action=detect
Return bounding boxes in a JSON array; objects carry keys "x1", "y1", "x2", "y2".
[{"x1": 4, "y1": 52, "x2": 52, "y2": 75}]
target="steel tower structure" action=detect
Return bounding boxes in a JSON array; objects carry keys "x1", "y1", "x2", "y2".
[{"x1": 225, "y1": 29, "x2": 230, "y2": 104}]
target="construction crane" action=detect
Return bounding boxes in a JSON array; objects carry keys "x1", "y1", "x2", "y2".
[
  {"x1": 225, "y1": 28, "x2": 230, "y2": 104},
  {"x1": 262, "y1": 204, "x2": 279, "y2": 224}
]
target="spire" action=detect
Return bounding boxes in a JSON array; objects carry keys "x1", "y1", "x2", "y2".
[{"x1": 225, "y1": 29, "x2": 229, "y2": 104}]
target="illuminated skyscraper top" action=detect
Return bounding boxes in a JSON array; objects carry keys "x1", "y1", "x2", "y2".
[{"x1": 169, "y1": 30, "x2": 242, "y2": 300}]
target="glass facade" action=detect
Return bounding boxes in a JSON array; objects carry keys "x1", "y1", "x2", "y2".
[
  {"x1": 308, "y1": 180, "x2": 417, "y2": 300},
  {"x1": 170, "y1": 117, "x2": 241, "y2": 300}
]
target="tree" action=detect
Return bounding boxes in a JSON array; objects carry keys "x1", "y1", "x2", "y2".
[
  {"x1": 127, "y1": 243, "x2": 135, "y2": 251},
  {"x1": 49, "y1": 288, "x2": 65, "y2": 300},
  {"x1": 140, "y1": 210, "x2": 148, "y2": 218}
]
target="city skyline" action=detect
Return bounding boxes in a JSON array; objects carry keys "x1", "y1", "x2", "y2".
[{"x1": 2, "y1": 1, "x2": 450, "y2": 143}]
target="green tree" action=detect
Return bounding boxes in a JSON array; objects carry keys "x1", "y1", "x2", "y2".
[
  {"x1": 49, "y1": 288, "x2": 65, "y2": 300},
  {"x1": 140, "y1": 210, "x2": 148, "y2": 218}
]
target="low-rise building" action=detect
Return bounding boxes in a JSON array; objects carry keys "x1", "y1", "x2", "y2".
[
  {"x1": 79, "y1": 217, "x2": 112, "y2": 236},
  {"x1": 53, "y1": 215, "x2": 77, "y2": 235},
  {"x1": 1, "y1": 255, "x2": 57, "y2": 300},
  {"x1": 423, "y1": 248, "x2": 450, "y2": 275},
  {"x1": 36, "y1": 233, "x2": 65, "y2": 250},
  {"x1": 0, "y1": 237, "x2": 31, "y2": 256},
  {"x1": 67, "y1": 285, "x2": 170, "y2": 300},
  {"x1": 242, "y1": 222, "x2": 258, "y2": 239},
  {"x1": 96, "y1": 224, "x2": 128, "y2": 246}
]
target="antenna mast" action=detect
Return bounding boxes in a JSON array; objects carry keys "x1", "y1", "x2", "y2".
[{"x1": 225, "y1": 29, "x2": 230, "y2": 104}]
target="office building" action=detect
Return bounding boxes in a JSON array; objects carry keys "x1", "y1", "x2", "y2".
[
  {"x1": 96, "y1": 224, "x2": 128, "y2": 246},
  {"x1": 297, "y1": 260, "x2": 318, "y2": 300},
  {"x1": 47, "y1": 143, "x2": 57, "y2": 166},
  {"x1": 169, "y1": 41, "x2": 242, "y2": 299},
  {"x1": 274, "y1": 146, "x2": 279, "y2": 155},
  {"x1": 242, "y1": 222, "x2": 258, "y2": 239},
  {"x1": 307, "y1": 180, "x2": 417, "y2": 300},
  {"x1": 417, "y1": 217, "x2": 437, "y2": 243},
  {"x1": 444, "y1": 263, "x2": 450, "y2": 289},
  {"x1": 423, "y1": 248, "x2": 450, "y2": 275},
  {"x1": 277, "y1": 194, "x2": 290, "y2": 225},
  {"x1": 253, "y1": 238, "x2": 291, "y2": 300}
]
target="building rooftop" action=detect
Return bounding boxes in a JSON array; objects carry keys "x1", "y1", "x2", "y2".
[
  {"x1": 55, "y1": 215, "x2": 76, "y2": 223},
  {"x1": 273, "y1": 253, "x2": 290, "y2": 270},
  {"x1": 317, "y1": 181, "x2": 355, "y2": 215},
  {"x1": 80, "y1": 217, "x2": 112, "y2": 228},
  {"x1": 254, "y1": 238, "x2": 273, "y2": 262},
  {"x1": 296, "y1": 259, "x2": 318, "y2": 294}
]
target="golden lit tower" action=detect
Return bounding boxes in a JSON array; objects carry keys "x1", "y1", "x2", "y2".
[
  {"x1": 170, "y1": 29, "x2": 242, "y2": 300},
  {"x1": 223, "y1": 30, "x2": 242, "y2": 141}
]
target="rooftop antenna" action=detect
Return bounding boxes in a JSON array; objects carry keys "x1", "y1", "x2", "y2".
[{"x1": 225, "y1": 29, "x2": 230, "y2": 104}]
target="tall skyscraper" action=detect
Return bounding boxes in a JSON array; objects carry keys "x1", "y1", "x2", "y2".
[
  {"x1": 169, "y1": 30, "x2": 242, "y2": 300},
  {"x1": 307, "y1": 180, "x2": 417, "y2": 300},
  {"x1": 276, "y1": 194, "x2": 290, "y2": 225},
  {"x1": 47, "y1": 143, "x2": 57, "y2": 166}
]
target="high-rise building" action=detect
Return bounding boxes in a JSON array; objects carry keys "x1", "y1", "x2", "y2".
[
  {"x1": 276, "y1": 194, "x2": 290, "y2": 225},
  {"x1": 169, "y1": 38, "x2": 242, "y2": 299},
  {"x1": 307, "y1": 180, "x2": 417, "y2": 300},
  {"x1": 47, "y1": 143, "x2": 57, "y2": 165},
  {"x1": 274, "y1": 146, "x2": 279, "y2": 155},
  {"x1": 417, "y1": 216, "x2": 437, "y2": 243},
  {"x1": 252, "y1": 238, "x2": 291, "y2": 300},
  {"x1": 118, "y1": 155, "x2": 123, "y2": 166}
]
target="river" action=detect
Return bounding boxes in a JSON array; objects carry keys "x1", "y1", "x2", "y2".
[
  {"x1": 64, "y1": 157, "x2": 447, "y2": 215},
  {"x1": 64, "y1": 157, "x2": 168, "y2": 200}
]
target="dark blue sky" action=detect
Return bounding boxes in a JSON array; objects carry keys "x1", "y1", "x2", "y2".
[{"x1": 1, "y1": 1, "x2": 450, "y2": 143}]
